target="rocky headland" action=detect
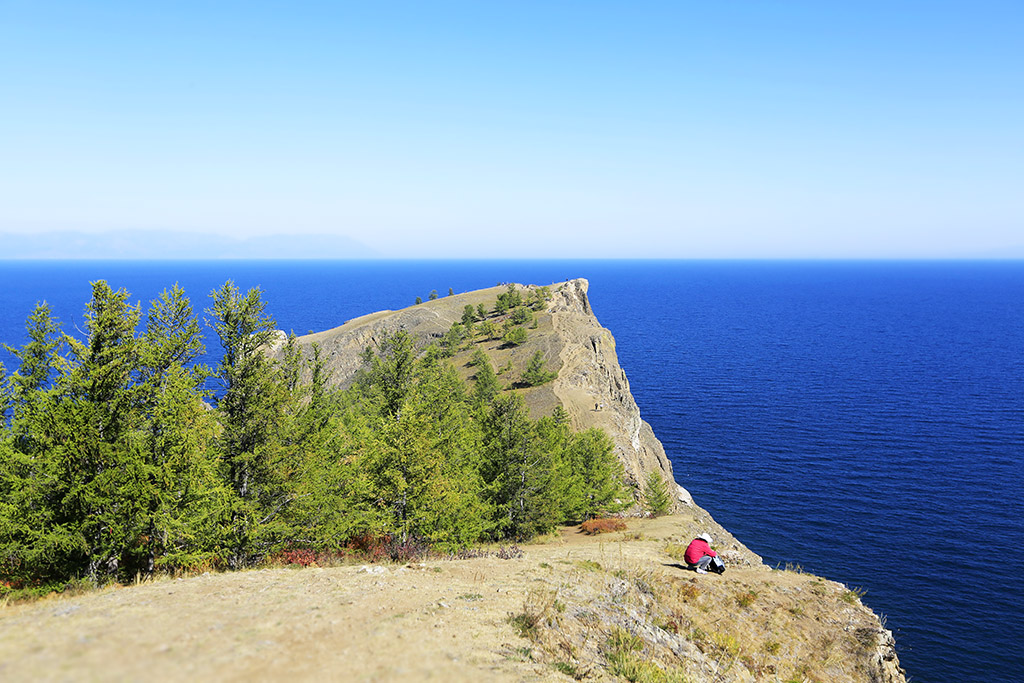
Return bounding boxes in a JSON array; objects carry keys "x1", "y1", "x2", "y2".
[{"x1": 0, "y1": 280, "x2": 904, "y2": 682}]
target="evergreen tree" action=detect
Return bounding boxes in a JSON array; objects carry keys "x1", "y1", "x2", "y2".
[
  {"x1": 302, "y1": 342, "x2": 332, "y2": 435},
  {"x1": 428, "y1": 290, "x2": 438, "y2": 301},
  {"x1": 530, "y1": 286, "x2": 551, "y2": 311},
  {"x1": 0, "y1": 283, "x2": 149, "y2": 582},
  {"x1": 521, "y1": 350, "x2": 557, "y2": 386},
  {"x1": 502, "y1": 326, "x2": 528, "y2": 347},
  {"x1": 61, "y1": 282, "x2": 149, "y2": 580},
  {"x1": 2, "y1": 302, "x2": 64, "y2": 452},
  {"x1": 279, "y1": 413, "x2": 376, "y2": 551},
  {"x1": 477, "y1": 303, "x2": 487, "y2": 320},
  {"x1": 355, "y1": 329, "x2": 417, "y2": 419},
  {"x1": 481, "y1": 394, "x2": 560, "y2": 539},
  {"x1": 3, "y1": 302, "x2": 62, "y2": 403},
  {"x1": 439, "y1": 323, "x2": 466, "y2": 358},
  {"x1": 354, "y1": 340, "x2": 488, "y2": 548},
  {"x1": 209, "y1": 281, "x2": 289, "y2": 567},
  {"x1": 533, "y1": 414, "x2": 583, "y2": 520},
  {"x1": 136, "y1": 285, "x2": 225, "y2": 574},
  {"x1": 462, "y1": 304, "x2": 477, "y2": 327},
  {"x1": 478, "y1": 319, "x2": 496, "y2": 340},
  {"x1": 567, "y1": 428, "x2": 629, "y2": 519},
  {"x1": 493, "y1": 284, "x2": 523, "y2": 315},
  {"x1": 472, "y1": 353, "x2": 502, "y2": 406},
  {"x1": 141, "y1": 362, "x2": 229, "y2": 572},
  {"x1": 510, "y1": 306, "x2": 532, "y2": 325},
  {"x1": 642, "y1": 471, "x2": 672, "y2": 517},
  {"x1": 0, "y1": 284, "x2": 233, "y2": 583}
]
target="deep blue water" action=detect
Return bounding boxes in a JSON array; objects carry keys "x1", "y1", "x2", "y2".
[{"x1": 1, "y1": 259, "x2": 1022, "y2": 682}]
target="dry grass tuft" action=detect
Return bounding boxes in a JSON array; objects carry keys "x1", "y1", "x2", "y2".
[
  {"x1": 581, "y1": 518, "x2": 627, "y2": 535},
  {"x1": 511, "y1": 560, "x2": 895, "y2": 683}
]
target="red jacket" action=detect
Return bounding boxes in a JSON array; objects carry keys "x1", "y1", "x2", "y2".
[{"x1": 684, "y1": 538, "x2": 717, "y2": 565}]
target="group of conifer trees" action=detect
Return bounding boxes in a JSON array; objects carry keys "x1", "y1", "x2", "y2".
[{"x1": 0, "y1": 281, "x2": 628, "y2": 590}]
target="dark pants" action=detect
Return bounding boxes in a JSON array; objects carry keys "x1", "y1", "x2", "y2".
[{"x1": 690, "y1": 556, "x2": 724, "y2": 572}]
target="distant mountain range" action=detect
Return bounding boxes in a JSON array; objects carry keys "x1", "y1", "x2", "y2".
[{"x1": 0, "y1": 231, "x2": 378, "y2": 259}]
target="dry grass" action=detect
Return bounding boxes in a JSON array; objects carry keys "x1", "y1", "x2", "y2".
[
  {"x1": 0, "y1": 516, "x2": 898, "y2": 683},
  {"x1": 581, "y1": 518, "x2": 628, "y2": 535},
  {"x1": 500, "y1": 523, "x2": 898, "y2": 683}
]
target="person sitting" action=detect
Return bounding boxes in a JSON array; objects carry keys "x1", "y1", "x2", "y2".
[{"x1": 684, "y1": 533, "x2": 724, "y2": 574}]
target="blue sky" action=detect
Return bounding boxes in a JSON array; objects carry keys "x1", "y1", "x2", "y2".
[{"x1": 2, "y1": 1, "x2": 1022, "y2": 258}]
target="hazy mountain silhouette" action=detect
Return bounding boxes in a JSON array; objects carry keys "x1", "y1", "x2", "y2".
[{"x1": 0, "y1": 231, "x2": 378, "y2": 259}]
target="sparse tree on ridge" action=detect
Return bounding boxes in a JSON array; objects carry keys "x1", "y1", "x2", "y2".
[
  {"x1": 478, "y1": 319, "x2": 496, "y2": 340},
  {"x1": 472, "y1": 352, "x2": 502, "y2": 406},
  {"x1": 502, "y1": 325, "x2": 527, "y2": 347},
  {"x1": 521, "y1": 350, "x2": 557, "y2": 387}
]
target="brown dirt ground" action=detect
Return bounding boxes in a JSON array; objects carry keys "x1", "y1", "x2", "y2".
[{"x1": 0, "y1": 515, "x2": 892, "y2": 682}]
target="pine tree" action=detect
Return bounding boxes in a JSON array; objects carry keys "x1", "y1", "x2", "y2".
[
  {"x1": 643, "y1": 471, "x2": 672, "y2": 517},
  {"x1": 568, "y1": 428, "x2": 629, "y2": 519},
  {"x1": 355, "y1": 329, "x2": 417, "y2": 420},
  {"x1": 209, "y1": 281, "x2": 289, "y2": 567},
  {"x1": 439, "y1": 323, "x2": 466, "y2": 357},
  {"x1": 502, "y1": 326, "x2": 528, "y2": 347},
  {"x1": 510, "y1": 306, "x2": 532, "y2": 325},
  {"x1": 481, "y1": 394, "x2": 560, "y2": 539},
  {"x1": 2, "y1": 302, "x2": 64, "y2": 452},
  {"x1": 353, "y1": 341, "x2": 488, "y2": 548},
  {"x1": 521, "y1": 350, "x2": 557, "y2": 386},
  {"x1": 137, "y1": 286, "x2": 225, "y2": 573},
  {"x1": 478, "y1": 319, "x2": 496, "y2": 340},
  {"x1": 472, "y1": 353, "x2": 502, "y2": 406}
]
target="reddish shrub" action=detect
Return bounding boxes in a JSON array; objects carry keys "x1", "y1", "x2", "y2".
[
  {"x1": 387, "y1": 536, "x2": 430, "y2": 562},
  {"x1": 347, "y1": 533, "x2": 390, "y2": 562},
  {"x1": 580, "y1": 518, "x2": 627, "y2": 535},
  {"x1": 276, "y1": 549, "x2": 318, "y2": 567}
]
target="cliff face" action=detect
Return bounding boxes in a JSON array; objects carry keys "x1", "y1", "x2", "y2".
[
  {"x1": 288, "y1": 279, "x2": 717, "y2": 525},
  {"x1": 292, "y1": 279, "x2": 672, "y2": 490}
]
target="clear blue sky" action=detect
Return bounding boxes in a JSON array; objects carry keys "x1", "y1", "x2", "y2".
[{"x1": 2, "y1": 1, "x2": 1022, "y2": 258}]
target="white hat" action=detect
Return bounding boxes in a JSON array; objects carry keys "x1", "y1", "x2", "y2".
[{"x1": 698, "y1": 533, "x2": 712, "y2": 544}]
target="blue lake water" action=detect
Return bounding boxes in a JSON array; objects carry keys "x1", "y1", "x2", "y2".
[{"x1": 1, "y1": 259, "x2": 1022, "y2": 682}]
